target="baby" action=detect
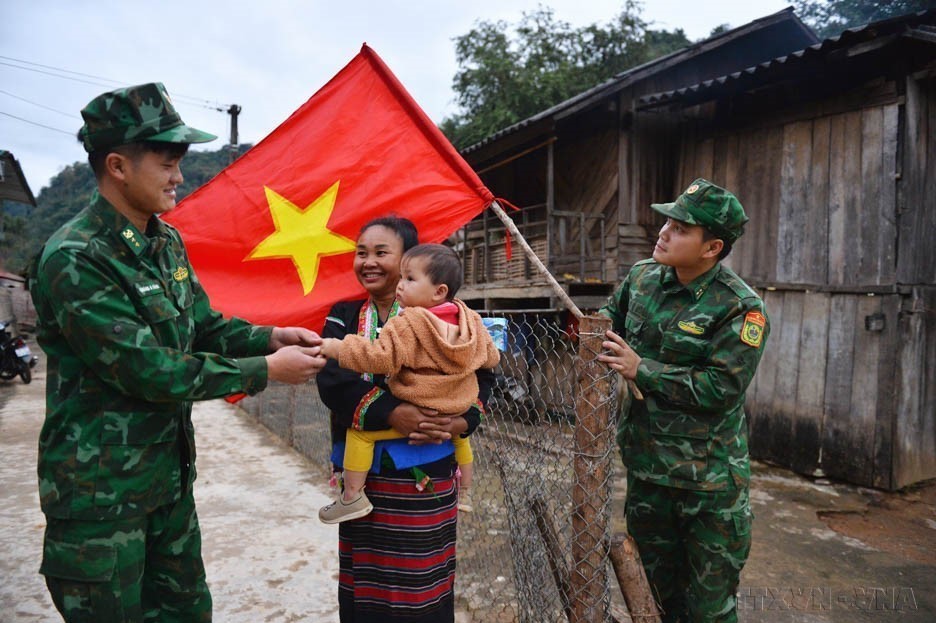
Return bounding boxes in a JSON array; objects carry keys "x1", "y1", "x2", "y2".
[{"x1": 318, "y1": 243, "x2": 500, "y2": 523}]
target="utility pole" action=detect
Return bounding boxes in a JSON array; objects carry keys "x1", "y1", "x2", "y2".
[{"x1": 227, "y1": 104, "x2": 241, "y2": 164}]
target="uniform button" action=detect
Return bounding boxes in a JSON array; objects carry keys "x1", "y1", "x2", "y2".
[{"x1": 113, "y1": 325, "x2": 123, "y2": 334}]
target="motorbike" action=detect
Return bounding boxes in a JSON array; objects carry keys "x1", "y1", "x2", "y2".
[{"x1": 0, "y1": 321, "x2": 36, "y2": 384}]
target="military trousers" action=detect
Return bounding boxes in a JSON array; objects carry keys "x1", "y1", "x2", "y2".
[
  {"x1": 625, "y1": 475, "x2": 752, "y2": 623},
  {"x1": 40, "y1": 489, "x2": 212, "y2": 623}
]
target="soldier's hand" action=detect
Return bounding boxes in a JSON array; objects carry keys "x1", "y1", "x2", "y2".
[
  {"x1": 265, "y1": 345, "x2": 326, "y2": 384},
  {"x1": 598, "y1": 330, "x2": 641, "y2": 380},
  {"x1": 270, "y1": 327, "x2": 322, "y2": 351}
]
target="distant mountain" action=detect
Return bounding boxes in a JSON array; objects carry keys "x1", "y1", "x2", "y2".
[{"x1": 0, "y1": 144, "x2": 251, "y2": 275}]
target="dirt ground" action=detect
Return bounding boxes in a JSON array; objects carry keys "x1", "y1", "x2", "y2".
[{"x1": 817, "y1": 477, "x2": 936, "y2": 566}]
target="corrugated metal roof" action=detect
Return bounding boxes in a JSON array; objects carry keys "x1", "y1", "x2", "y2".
[{"x1": 636, "y1": 9, "x2": 936, "y2": 109}]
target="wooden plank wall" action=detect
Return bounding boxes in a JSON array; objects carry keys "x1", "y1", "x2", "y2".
[
  {"x1": 746, "y1": 290, "x2": 900, "y2": 488},
  {"x1": 894, "y1": 288, "x2": 936, "y2": 488},
  {"x1": 899, "y1": 76, "x2": 936, "y2": 285},
  {"x1": 673, "y1": 103, "x2": 907, "y2": 488},
  {"x1": 673, "y1": 104, "x2": 899, "y2": 288}
]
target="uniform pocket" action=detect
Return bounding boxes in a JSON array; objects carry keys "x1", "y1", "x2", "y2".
[
  {"x1": 624, "y1": 311, "x2": 646, "y2": 342},
  {"x1": 41, "y1": 539, "x2": 124, "y2": 622},
  {"x1": 660, "y1": 332, "x2": 711, "y2": 364},
  {"x1": 649, "y1": 411, "x2": 711, "y2": 482},
  {"x1": 137, "y1": 292, "x2": 180, "y2": 324},
  {"x1": 41, "y1": 539, "x2": 116, "y2": 581},
  {"x1": 94, "y1": 411, "x2": 178, "y2": 508},
  {"x1": 136, "y1": 292, "x2": 188, "y2": 348}
]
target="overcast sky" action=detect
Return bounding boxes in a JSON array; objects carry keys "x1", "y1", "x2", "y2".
[{"x1": 2, "y1": 1, "x2": 793, "y2": 195}]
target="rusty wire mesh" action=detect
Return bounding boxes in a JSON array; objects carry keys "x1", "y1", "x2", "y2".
[{"x1": 239, "y1": 311, "x2": 630, "y2": 622}]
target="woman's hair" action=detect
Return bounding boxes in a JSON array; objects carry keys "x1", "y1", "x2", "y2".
[
  {"x1": 403, "y1": 243, "x2": 462, "y2": 299},
  {"x1": 359, "y1": 216, "x2": 418, "y2": 252}
]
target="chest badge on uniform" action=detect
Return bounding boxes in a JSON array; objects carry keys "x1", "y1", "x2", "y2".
[
  {"x1": 173, "y1": 266, "x2": 189, "y2": 282},
  {"x1": 741, "y1": 311, "x2": 766, "y2": 348},
  {"x1": 677, "y1": 320, "x2": 705, "y2": 335}
]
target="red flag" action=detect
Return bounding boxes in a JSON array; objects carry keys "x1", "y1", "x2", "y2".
[{"x1": 165, "y1": 44, "x2": 492, "y2": 331}]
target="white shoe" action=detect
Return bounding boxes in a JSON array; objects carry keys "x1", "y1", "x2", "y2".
[{"x1": 318, "y1": 492, "x2": 374, "y2": 524}]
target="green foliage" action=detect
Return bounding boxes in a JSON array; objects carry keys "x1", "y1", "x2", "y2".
[
  {"x1": 0, "y1": 144, "x2": 250, "y2": 275},
  {"x1": 793, "y1": 0, "x2": 936, "y2": 39},
  {"x1": 441, "y1": 1, "x2": 691, "y2": 149}
]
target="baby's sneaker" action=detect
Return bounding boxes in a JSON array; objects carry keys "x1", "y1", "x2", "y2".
[{"x1": 318, "y1": 491, "x2": 373, "y2": 524}]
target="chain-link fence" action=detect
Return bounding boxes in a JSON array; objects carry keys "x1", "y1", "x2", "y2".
[{"x1": 239, "y1": 311, "x2": 646, "y2": 622}]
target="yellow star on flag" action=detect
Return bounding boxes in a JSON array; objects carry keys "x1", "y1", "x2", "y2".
[{"x1": 246, "y1": 181, "x2": 356, "y2": 294}]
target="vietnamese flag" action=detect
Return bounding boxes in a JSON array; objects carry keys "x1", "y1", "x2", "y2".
[{"x1": 165, "y1": 44, "x2": 493, "y2": 331}]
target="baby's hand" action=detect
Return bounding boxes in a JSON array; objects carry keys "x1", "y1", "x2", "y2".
[{"x1": 320, "y1": 337, "x2": 341, "y2": 360}]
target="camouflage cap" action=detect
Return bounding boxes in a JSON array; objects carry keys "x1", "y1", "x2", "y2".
[
  {"x1": 78, "y1": 82, "x2": 216, "y2": 153},
  {"x1": 651, "y1": 178, "x2": 749, "y2": 244}
]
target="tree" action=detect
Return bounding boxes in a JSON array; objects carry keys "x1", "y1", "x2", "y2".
[
  {"x1": 441, "y1": 2, "x2": 690, "y2": 149},
  {"x1": 794, "y1": 0, "x2": 936, "y2": 39},
  {"x1": 0, "y1": 145, "x2": 251, "y2": 274}
]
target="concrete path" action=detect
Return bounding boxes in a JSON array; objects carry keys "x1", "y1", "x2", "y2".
[{"x1": 0, "y1": 357, "x2": 341, "y2": 622}]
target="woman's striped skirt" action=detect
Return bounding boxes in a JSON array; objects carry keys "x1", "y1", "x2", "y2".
[{"x1": 338, "y1": 471, "x2": 458, "y2": 622}]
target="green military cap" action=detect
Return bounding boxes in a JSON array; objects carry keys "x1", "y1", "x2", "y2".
[
  {"x1": 78, "y1": 82, "x2": 216, "y2": 153},
  {"x1": 651, "y1": 178, "x2": 749, "y2": 244}
]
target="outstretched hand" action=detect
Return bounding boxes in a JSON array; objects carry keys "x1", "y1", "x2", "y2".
[
  {"x1": 269, "y1": 326, "x2": 322, "y2": 351},
  {"x1": 265, "y1": 345, "x2": 326, "y2": 384}
]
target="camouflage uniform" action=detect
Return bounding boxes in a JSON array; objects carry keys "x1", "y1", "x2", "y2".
[
  {"x1": 31, "y1": 83, "x2": 270, "y2": 622},
  {"x1": 601, "y1": 179, "x2": 769, "y2": 623}
]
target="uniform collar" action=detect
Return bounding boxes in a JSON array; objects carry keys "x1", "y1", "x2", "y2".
[
  {"x1": 661, "y1": 263, "x2": 722, "y2": 301},
  {"x1": 88, "y1": 190, "x2": 171, "y2": 257}
]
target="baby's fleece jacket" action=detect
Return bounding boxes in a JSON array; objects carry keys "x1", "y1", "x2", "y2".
[{"x1": 337, "y1": 299, "x2": 500, "y2": 415}]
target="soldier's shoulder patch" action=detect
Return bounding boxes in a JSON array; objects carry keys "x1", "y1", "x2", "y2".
[{"x1": 740, "y1": 311, "x2": 766, "y2": 348}]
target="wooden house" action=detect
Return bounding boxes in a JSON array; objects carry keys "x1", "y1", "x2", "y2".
[{"x1": 459, "y1": 9, "x2": 936, "y2": 489}]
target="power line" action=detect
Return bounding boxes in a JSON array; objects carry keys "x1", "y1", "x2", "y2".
[
  {"x1": 0, "y1": 55, "x2": 226, "y2": 109},
  {"x1": 0, "y1": 55, "x2": 122, "y2": 87},
  {"x1": 0, "y1": 88, "x2": 77, "y2": 118},
  {"x1": 0, "y1": 60, "x2": 115, "y2": 90},
  {"x1": 0, "y1": 111, "x2": 74, "y2": 135}
]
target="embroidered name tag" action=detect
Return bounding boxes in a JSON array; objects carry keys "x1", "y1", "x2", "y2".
[
  {"x1": 677, "y1": 320, "x2": 705, "y2": 335},
  {"x1": 741, "y1": 311, "x2": 766, "y2": 348},
  {"x1": 136, "y1": 282, "x2": 163, "y2": 296}
]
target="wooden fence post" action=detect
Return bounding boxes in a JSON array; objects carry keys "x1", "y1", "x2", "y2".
[
  {"x1": 609, "y1": 534, "x2": 662, "y2": 623},
  {"x1": 571, "y1": 314, "x2": 613, "y2": 623}
]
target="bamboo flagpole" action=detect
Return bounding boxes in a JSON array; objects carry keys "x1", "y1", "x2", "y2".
[{"x1": 487, "y1": 201, "x2": 643, "y2": 400}]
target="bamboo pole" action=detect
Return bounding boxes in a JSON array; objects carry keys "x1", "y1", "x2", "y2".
[
  {"x1": 488, "y1": 201, "x2": 643, "y2": 401},
  {"x1": 609, "y1": 534, "x2": 662, "y2": 623}
]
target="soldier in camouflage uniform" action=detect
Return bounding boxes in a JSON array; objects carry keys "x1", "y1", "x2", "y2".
[
  {"x1": 599, "y1": 179, "x2": 769, "y2": 623},
  {"x1": 30, "y1": 82, "x2": 327, "y2": 622}
]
